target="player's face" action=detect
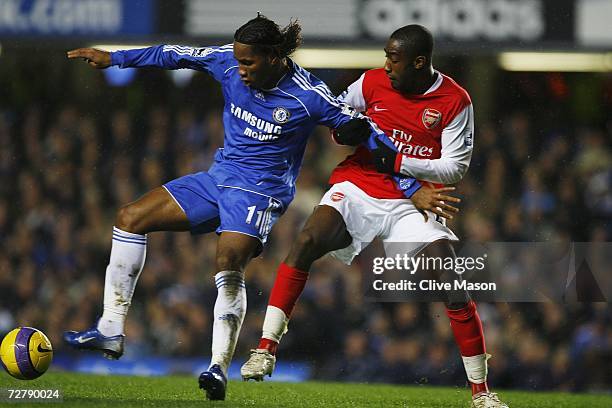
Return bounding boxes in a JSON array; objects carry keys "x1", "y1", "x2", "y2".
[
  {"x1": 384, "y1": 38, "x2": 422, "y2": 93},
  {"x1": 233, "y1": 41, "x2": 277, "y2": 89}
]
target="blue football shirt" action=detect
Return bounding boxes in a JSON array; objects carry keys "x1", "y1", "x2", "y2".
[{"x1": 111, "y1": 44, "x2": 375, "y2": 207}]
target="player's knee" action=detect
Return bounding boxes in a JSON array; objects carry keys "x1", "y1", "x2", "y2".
[
  {"x1": 288, "y1": 229, "x2": 325, "y2": 265},
  {"x1": 115, "y1": 204, "x2": 145, "y2": 234},
  {"x1": 216, "y1": 249, "x2": 249, "y2": 272},
  {"x1": 293, "y1": 229, "x2": 319, "y2": 254}
]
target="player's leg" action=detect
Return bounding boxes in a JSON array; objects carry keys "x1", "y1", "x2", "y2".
[
  {"x1": 97, "y1": 187, "x2": 191, "y2": 337},
  {"x1": 242, "y1": 182, "x2": 381, "y2": 381},
  {"x1": 286, "y1": 205, "x2": 353, "y2": 270},
  {"x1": 63, "y1": 187, "x2": 191, "y2": 358},
  {"x1": 65, "y1": 173, "x2": 221, "y2": 358},
  {"x1": 421, "y1": 240, "x2": 508, "y2": 406},
  {"x1": 240, "y1": 205, "x2": 351, "y2": 381},
  {"x1": 382, "y1": 204, "x2": 503, "y2": 404},
  {"x1": 208, "y1": 231, "x2": 261, "y2": 374},
  {"x1": 420, "y1": 241, "x2": 489, "y2": 392},
  {"x1": 199, "y1": 188, "x2": 284, "y2": 400},
  {"x1": 114, "y1": 187, "x2": 191, "y2": 234},
  {"x1": 417, "y1": 239, "x2": 506, "y2": 406},
  {"x1": 198, "y1": 230, "x2": 261, "y2": 400},
  {"x1": 258, "y1": 204, "x2": 352, "y2": 351}
]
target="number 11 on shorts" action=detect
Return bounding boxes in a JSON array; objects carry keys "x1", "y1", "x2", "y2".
[{"x1": 245, "y1": 205, "x2": 263, "y2": 228}]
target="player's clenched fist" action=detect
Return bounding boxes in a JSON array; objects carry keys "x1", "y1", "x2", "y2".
[
  {"x1": 66, "y1": 48, "x2": 111, "y2": 69},
  {"x1": 370, "y1": 135, "x2": 402, "y2": 174}
]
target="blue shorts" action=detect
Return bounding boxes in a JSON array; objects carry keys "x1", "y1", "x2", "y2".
[{"x1": 163, "y1": 171, "x2": 284, "y2": 244}]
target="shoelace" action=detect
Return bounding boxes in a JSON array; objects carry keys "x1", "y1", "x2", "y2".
[{"x1": 486, "y1": 393, "x2": 501, "y2": 402}]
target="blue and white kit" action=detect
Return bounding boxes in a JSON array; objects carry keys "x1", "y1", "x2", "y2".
[{"x1": 111, "y1": 44, "x2": 415, "y2": 244}]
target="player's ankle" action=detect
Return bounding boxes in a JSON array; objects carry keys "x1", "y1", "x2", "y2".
[
  {"x1": 97, "y1": 313, "x2": 125, "y2": 337},
  {"x1": 470, "y1": 381, "x2": 489, "y2": 396},
  {"x1": 258, "y1": 338, "x2": 278, "y2": 355}
]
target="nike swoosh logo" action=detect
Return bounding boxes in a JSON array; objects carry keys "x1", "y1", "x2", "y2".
[
  {"x1": 374, "y1": 106, "x2": 387, "y2": 112},
  {"x1": 37, "y1": 344, "x2": 52, "y2": 353},
  {"x1": 77, "y1": 336, "x2": 95, "y2": 343}
]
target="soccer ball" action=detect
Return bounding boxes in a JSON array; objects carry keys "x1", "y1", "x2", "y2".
[{"x1": 0, "y1": 327, "x2": 53, "y2": 380}]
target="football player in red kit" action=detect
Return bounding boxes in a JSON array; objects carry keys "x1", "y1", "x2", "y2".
[{"x1": 241, "y1": 25, "x2": 508, "y2": 408}]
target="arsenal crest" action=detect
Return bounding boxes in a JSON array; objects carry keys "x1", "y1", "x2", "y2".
[
  {"x1": 422, "y1": 108, "x2": 442, "y2": 129},
  {"x1": 330, "y1": 192, "x2": 345, "y2": 202}
]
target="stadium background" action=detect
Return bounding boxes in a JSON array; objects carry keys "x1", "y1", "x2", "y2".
[{"x1": 0, "y1": 0, "x2": 610, "y2": 394}]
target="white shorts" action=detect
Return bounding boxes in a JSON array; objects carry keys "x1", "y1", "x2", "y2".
[{"x1": 319, "y1": 181, "x2": 458, "y2": 265}]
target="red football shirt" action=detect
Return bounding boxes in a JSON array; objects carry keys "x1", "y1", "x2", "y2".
[{"x1": 329, "y1": 68, "x2": 474, "y2": 199}]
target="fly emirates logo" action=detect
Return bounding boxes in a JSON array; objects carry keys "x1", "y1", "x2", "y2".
[
  {"x1": 391, "y1": 129, "x2": 434, "y2": 158},
  {"x1": 230, "y1": 103, "x2": 282, "y2": 142}
]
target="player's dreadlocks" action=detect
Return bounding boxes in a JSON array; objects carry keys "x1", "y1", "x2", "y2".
[{"x1": 234, "y1": 13, "x2": 302, "y2": 58}]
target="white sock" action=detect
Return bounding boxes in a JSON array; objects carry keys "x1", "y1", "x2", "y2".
[
  {"x1": 97, "y1": 226, "x2": 147, "y2": 337},
  {"x1": 261, "y1": 305, "x2": 289, "y2": 344},
  {"x1": 210, "y1": 270, "x2": 246, "y2": 375},
  {"x1": 462, "y1": 353, "x2": 489, "y2": 384}
]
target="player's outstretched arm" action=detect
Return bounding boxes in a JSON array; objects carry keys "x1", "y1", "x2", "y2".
[
  {"x1": 68, "y1": 45, "x2": 223, "y2": 73},
  {"x1": 411, "y1": 186, "x2": 461, "y2": 222},
  {"x1": 67, "y1": 48, "x2": 111, "y2": 69}
]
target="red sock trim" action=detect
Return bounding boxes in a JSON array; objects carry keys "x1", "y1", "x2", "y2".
[
  {"x1": 471, "y1": 382, "x2": 489, "y2": 396},
  {"x1": 258, "y1": 338, "x2": 278, "y2": 355},
  {"x1": 446, "y1": 300, "x2": 487, "y2": 357},
  {"x1": 268, "y1": 262, "x2": 309, "y2": 318}
]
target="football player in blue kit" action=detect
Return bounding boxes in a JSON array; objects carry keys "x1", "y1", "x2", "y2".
[{"x1": 63, "y1": 15, "x2": 437, "y2": 400}]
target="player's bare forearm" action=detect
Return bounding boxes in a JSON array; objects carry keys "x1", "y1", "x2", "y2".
[
  {"x1": 410, "y1": 186, "x2": 460, "y2": 222},
  {"x1": 66, "y1": 48, "x2": 111, "y2": 69}
]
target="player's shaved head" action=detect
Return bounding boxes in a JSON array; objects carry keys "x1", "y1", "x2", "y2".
[
  {"x1": 384, "y1": 24, "x2": 436, "y2": 94},
  {"x1": 390, "y1": 24, "x2": 434, "y2": 64}
]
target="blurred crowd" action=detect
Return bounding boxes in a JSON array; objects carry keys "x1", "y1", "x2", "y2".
[{"x1": 0, "y1": 61, "x2": 611, "y2": 392}]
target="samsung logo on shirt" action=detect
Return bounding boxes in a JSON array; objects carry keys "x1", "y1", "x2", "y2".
[{"x1": 230, "y1": 103, "x2": 282, "y2": 140}]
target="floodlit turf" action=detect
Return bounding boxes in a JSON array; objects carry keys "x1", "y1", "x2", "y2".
[{"x1": 1, "y1": 371, "x2": 611, "y2": 407}]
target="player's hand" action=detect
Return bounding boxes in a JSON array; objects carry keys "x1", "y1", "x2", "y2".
[
  {"x1": 411, "y1": 186, "x2": 460, "y2": 222},
  {"x1": 371, "y1": 136, "x2": 401, "y2": 174},
  {"x1": 66, "y1": 48, "x2": 111, "y2": 69}
]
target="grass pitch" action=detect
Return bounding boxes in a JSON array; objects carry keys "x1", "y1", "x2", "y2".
[{"x1": 1, "y1": 371, "x2": 611, "y2": 407}]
